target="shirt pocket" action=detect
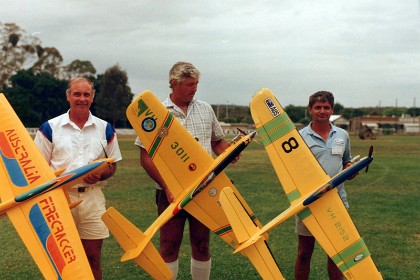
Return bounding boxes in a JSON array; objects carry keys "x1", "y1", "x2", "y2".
[
  {"x1": 52, "y1": 134, "x2": 73, "y2": 164},
  {"x1": 331, "y1": 142, "x2": 344, "y2": 157}
]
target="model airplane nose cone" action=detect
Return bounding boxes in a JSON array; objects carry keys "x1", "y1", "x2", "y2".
[{"x1": 249, "y1": 131, "x2": 257, "y2": 139}]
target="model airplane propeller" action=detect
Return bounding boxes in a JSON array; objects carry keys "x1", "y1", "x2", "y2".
[{"x1": 366, "y1": 145, "x2": 373, "y2": 172}]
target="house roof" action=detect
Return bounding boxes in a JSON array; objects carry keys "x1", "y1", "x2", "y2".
[{"x1": 330, "y1": 115, "x2": 342, "y2": 122}]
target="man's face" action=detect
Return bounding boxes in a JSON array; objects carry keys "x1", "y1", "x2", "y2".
[
  {"x1": 308, "y1": 100, "x2": 333, "y2": 122},
  {"x1": 171, "y1": 77, "x2": 199, "y2": 104},
  {"x1": 66, "y1": 80, "x2": 94, "y2": 114}
]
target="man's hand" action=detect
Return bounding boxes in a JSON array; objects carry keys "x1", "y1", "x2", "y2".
[
  {"x1": 231, "y1": 153, "x2": 241, "y2": 164},
  {"x1": 83, "y1": 162, "x2": 116, "y2": 184},
  {"x1": 163, "y1": 186, "x2": 175, "y2": 203},
  {"x1": 344, "y1": 162, "x2": 358, "y2": 180},
  {"x1": 83, "y1": 173, "x2": 101, "y2": 184}
]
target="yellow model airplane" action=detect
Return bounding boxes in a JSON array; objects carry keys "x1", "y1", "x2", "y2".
[
  {"x1": 0, "y1": 93, "x2": 115, "y2": 279},
  {"x1": 102, "y1": 90, "x2": 284, "y2": 280},
  {"x1": 220, "y1": 88, "x2": 382, "y2": 279}
]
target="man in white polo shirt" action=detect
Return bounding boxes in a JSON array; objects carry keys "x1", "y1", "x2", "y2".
[{"x1": 34, "y1": 77, "x2": 122, "y2": 279}]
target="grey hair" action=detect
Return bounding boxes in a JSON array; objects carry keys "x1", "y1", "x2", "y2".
[
  {"x1": 66, "y1": 77, "x2": 95, "y2": 96},
  {"x1": 169, "y1": 62, "x2": 200, "y2": 88}
]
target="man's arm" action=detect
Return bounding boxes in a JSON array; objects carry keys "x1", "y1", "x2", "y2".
[
  {"x1": 84, "y1": 132, "x2": 121, "y2": 184},
  {"x1": 211, "y1": 139, "x2": 240, "y2": 163},
  {"x1": 211, "y1": 139, "x2": 230, "y2": 156},
  {"x1": 140, "y1": 147, "x2": 175, "y2": 203},
  {"x1": 343, "y1": 133, "x2": 357, "y2": 179},
  {"x1": 211, "y1": 139, "x2": 241, "y2": 163},
  {"x1": 100, "y1": 163, "x2": 117, "y2": 180},
  {"x1": 34, "y1": 130, "x2": 53, "y2": 165}
]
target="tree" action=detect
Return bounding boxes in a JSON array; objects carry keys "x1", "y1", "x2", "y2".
[
  {"x1": 284, "y1": 104, "x2": 307, "y2": 123},
  {"x1": 61, "y1": 59, "x2": 97, "y2": 80},
  {"x1": 31, "y1": 47, "x2": 63, "y2": 77},
  {"x1": 1, "y1": 22, "x2": 96, "y2": 89},
  {"x1": 95, "y1": 65, "x2": 134, "y2": 128},
  {"x1": 0, "y1": 22, "x2": 41, "y2": 89},
  {"x1": 406, "y1": 107, "x2": 420, "y2": 117},
  {"x1": 3, "y1": 69, "x2": 68, "y2": 127},
  {"x1": 334, "y1": 102, "x2": 344, "y2": 115},
  {"x1": 383, "y1": 107, "x2": 404, "y2": 117}
]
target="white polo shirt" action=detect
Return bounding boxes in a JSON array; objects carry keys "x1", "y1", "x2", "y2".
[{"x1": 34, "y1": 111, "x2": 122, "y2": 178}]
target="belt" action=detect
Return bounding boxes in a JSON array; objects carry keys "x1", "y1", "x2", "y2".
[{"x1": 77, "y1": 186, "x2": 95, "y2": 192}]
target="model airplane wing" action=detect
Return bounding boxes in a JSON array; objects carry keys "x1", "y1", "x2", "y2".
[
  {"x1": 0, "y1": 93, "x2": 95, "y2": 279},
  {"x1": 219, "y1": 187, "x2": 285, "y2": 279},
  {"x1": 104, "y1": 90, "x2": 282, "y2": 279},
  {"x1": 243, "y1": 88, "x2": 382, "y2": 279}
]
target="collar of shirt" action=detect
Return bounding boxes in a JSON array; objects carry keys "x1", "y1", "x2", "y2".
[
  {"x1": 306, "y1": 121, "x2": 338, "y2": 140},
  {"x1": 163, "y1": 96, "x2": 196, "y2": 117},
  {"x1": 62, "y1": 110, "x2": 95, "y2": 130}
]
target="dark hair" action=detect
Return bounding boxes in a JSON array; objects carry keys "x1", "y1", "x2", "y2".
[{"x1": 308, "y1": 91, "x2": 334, "y2": 108}]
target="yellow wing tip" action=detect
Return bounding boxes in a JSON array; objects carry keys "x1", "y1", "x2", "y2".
[
  {"x1": 253, "y1": 88, "x2": 274, "y2": 97},
  {"x1": 121, "y1": 250, "x2": 137, "y2": 262}
]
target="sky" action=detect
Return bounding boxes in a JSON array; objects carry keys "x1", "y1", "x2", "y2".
[{"x1": 2, "y1": 0, "x2": 420, "y2": 108}]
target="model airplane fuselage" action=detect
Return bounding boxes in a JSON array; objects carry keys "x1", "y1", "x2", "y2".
[{"x1": 303, "y1": 152, "x2": 373, "y2": 206}]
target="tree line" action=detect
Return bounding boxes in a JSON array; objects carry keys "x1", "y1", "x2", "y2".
[
  {"x1": 1, "y1": 22, "x2": 133, "y2": 128},
  {"x1": 212, "y1": 103, "x2": 420, "y2": 126},
  {"x1": 1, "y1": 22, "x2": 418, "y2": 128}
]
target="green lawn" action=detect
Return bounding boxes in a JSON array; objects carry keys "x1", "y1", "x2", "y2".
[{"x1": 0, "y1": 135, "x2": 419, "y2": 279}]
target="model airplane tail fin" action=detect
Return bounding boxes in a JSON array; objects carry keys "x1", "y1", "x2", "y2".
[
  {"x1": 102, "y1": 207, "x2": 173, "y2": 280},
  {"x1": 220, "y1": 187, "x2": 285, "y2": 280}
]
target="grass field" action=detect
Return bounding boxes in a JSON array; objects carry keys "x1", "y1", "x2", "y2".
[{"x1": 0, "y1": 134, "x2": 419, "y2": 279}]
